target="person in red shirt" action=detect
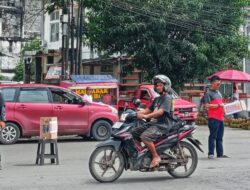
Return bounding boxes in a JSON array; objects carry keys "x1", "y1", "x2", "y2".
[{"x1": 204, "y1": 75, "x2": 229, "y2": 159}]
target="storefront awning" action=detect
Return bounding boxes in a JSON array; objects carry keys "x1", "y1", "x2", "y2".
[
  {"x1": 69, "y1": 85, "x2": 118, "y2": 90},
  {"x1": 70, "y1": 75, "x2": 118, "y2": 83}
]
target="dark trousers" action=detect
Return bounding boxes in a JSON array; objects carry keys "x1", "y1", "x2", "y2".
[{"x1": 208, "y1": 118, "x2": 224, "y2": 157}]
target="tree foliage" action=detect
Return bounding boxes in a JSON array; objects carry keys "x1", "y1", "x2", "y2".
[
  {"x1": 13, "y1": 38, "x2": 40, "y2": 82},
  {"x1": 13, "y1": 62, "x2": 24, "y2": 82},
  {"x1": 85, "y1": 0, "x2": 250, "y2": 90},
  {"x1": 0, "y1": 75, "x2": 5, "y2": 80}
]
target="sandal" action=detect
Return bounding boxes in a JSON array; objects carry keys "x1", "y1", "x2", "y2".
[{"x1": 150, "y1": 157, "x2": 161, "y2": 168}]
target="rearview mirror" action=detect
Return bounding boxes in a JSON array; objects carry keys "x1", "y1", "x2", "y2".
[
  {"x1": 139, "y1": 103, "x2": 147, "y2": 109},
  {"x1": 132, "y1": 98, "x2": 141, "y2": 107},
  {"x1": 79, "y1": 101, "x2": 85, "y2": 106},
  {"x1": 76, "y1": 97, "x2": 85, "y2": 106}
]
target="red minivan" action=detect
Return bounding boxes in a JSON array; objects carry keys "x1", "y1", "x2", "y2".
[{"x1": 0, "y1": 84, "x2": 118, "y2": 144}]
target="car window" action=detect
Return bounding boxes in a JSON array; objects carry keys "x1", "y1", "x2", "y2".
[
  {"x1": 19, "y1": 89, "x2": 49, "y2": 103},
  {"x1": 140, "y1": 90, "x2": 151, "y2": 100},
  {"x1": 1, "y1": 88, "x2": 16, "y2": 102},
  {"x1": 50, "y1": 88, "x2": 81, "y2": 104}
]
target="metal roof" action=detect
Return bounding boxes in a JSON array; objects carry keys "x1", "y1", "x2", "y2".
[{"x1": 70, "y1": 75, "x2": 118, "y2": 83}]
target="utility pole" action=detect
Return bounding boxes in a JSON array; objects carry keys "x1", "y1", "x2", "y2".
[
  {"x1": 61, "y1": 0, "x2": 68, "y2": 80},
  {"x1": 75, "y1": 0, "x2": 80, "y2": 74},
  {"x1": 70, "y1": 0, "x2": 74, "y2": 75},
  {"x1": 24, "y1": 56, "x2": 32, "y2": 83},
  {"x1": 65, "y1": 0, "x2": 70, "y2": 79},
  {"x1": 78, "y1": 0, "x2": 83, "y2": 74},
  {"x1": 20, "y1": 0, "x2": 25, "y2": 82}
]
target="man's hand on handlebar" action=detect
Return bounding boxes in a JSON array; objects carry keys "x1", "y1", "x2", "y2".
[
  {"x1": 137, "y1": 113, "x2": 145, "y2": 120},
  {"x1": 137, "y1": 113, "x2": 149, "y2": 120}
]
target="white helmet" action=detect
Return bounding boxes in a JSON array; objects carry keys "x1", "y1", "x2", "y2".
[{"x1": 152, "y1": 74, "x2": 171, "y2": 92}]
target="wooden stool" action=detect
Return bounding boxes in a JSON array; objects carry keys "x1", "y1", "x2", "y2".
[{"x1": 36, "y1": 139, "x2": 59, "y2": 165}]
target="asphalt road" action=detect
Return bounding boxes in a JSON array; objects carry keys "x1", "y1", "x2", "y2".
[{"x1": 0, "y1": 126, "x2": 250, "y2": 190}]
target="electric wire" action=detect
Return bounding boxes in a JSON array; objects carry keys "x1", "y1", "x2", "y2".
[
  {"x1": 99, "y1": 0, "x2": 237, "y2": 36},
  {"x1": 111, "y1": 0, "x2": 241, "y2": 34}
]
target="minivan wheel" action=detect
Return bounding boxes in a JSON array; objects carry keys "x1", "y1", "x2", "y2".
[
  {"x1": 91, "y1": 120, "x2": 112, "y2": 141},
  {"x1": 0, "y1": 122, "x2": 20, "y2": 144}
]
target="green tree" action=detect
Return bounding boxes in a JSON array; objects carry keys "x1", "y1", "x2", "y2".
[
  {"x1": 13, "y1": 38, "x2": 40, "y2": 82},
  {"x1": 0, "y1": 75, "x2": 5, "y2": 80},
  {"x1": 85, "y1": 0, "x2": 250, "y2": 90},
  {"x1": 13, "y1": 62, "x2": 24, "y2": 82}
]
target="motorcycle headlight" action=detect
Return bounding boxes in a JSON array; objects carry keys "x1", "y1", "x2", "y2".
[{"x1": 120, "y1": 113, "x2": 128, "y2": 121}]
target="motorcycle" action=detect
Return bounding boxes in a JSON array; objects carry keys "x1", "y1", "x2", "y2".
[{"x1": 89, "y1": 107, "x2": 203, "y2": 183}]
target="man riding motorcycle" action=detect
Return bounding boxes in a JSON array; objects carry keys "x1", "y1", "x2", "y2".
[{"x1": 131, "y1": 74, "x2": 174, "y2": 168}]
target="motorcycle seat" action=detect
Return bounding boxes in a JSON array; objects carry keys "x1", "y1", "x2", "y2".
[{"x1": 169, "y1": 122, "x2": 183, "y2": 133}]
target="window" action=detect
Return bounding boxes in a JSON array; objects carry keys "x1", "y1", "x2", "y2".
[
  {"x1": 50, "y1": 23, "x2": 59, "y2": 42},
  {"x1": 140, "y1": 90, "x2": 151, "y2": 100},
  {"x1": 100, "y1": 65, "x2": 113, "y2": 74},
  {"x1": 50, "y1": 11, "x2": 59, "y2": 21},
  {"x1": 50, "y1": 88, "x2": 80, "y2": 104},
  {"x1": 2, "y1": 88, "x2": 16, "y2": 102},
  {"x1": 47, "y1": 56, "x2": 54, "y2": 64},
  {"x1": 19, "y1": 89, "x2": 49, "y2": 103}
]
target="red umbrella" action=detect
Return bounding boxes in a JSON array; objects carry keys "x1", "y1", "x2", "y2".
[{"x1": 207, "y1": 69, "x2": 250, "y2": 82}]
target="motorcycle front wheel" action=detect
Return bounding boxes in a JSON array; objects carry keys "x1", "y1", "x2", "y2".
[
  {"x1": 89, "y1": 146, "x2": 125, "y2": 183},
  {"x1": 168, "y1": 141, "x2": 198, "y2": 178}
]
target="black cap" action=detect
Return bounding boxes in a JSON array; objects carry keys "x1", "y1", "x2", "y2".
[{"x1": 210, "y1": 75, "x2": 220, "y2": 83}]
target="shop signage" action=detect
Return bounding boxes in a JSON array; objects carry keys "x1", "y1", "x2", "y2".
[
  {"x1": 74, "y1": 88, "x2": 109, "y2": 99},
  {"x1": 45, "y1": 66, "x2": 61, "y2": 79}
]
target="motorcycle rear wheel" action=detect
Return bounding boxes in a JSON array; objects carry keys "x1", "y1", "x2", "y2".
[
  {"x1": 89, "y1": 146, "x2": 125, "y2": 182},
  {"x1": 168, "y1": 141, "x2": 198, "y2": 178}
]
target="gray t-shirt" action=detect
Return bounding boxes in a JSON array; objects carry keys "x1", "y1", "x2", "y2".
[
  {"x1": 149, "y1": 94, "x2": 173, "y2": 125},
  {"x1": 204, "y1": 89, "x2": 223, "y2": 104}
]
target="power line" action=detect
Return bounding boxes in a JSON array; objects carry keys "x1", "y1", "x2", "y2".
[
  {"x1": 103, "y1": 0, "x2": 231, "y2": 36},
  {"x1": 149, "y1": 1, "x2": 241, "y2": 25},
  {"x1": 114, "y1": 0, "x2": 239, "y2": 34}
]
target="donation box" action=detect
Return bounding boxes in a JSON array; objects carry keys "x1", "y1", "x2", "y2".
[{"x1": 40, "y1": 117, "x2": 58, "y2": 139}]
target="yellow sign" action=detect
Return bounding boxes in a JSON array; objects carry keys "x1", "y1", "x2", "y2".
[{"x1": 73, "y1": 88, "x2": 109, "y2": 99}]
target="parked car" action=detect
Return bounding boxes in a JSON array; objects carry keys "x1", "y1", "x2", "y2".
[
  {"x1": 118, "y1": 85, "x2": 198, "y2": 122},
  {"x1": 0, "y1": 84, "x2": 119, "y2": 144}
]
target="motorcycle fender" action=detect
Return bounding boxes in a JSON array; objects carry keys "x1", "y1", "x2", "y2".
[
  {"x1": 96, "y1": 139, "x2": 122, "y2": 152},
  {"x1": 187, "y1": 137, "x2": 204, "y2": 153}
]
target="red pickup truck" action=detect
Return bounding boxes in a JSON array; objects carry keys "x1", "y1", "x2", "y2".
[{"x1": 118, "y1": 85, "x2": 198, "y2": 122}]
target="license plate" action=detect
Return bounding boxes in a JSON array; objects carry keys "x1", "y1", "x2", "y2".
[
  {"x1": 184, "y1": 112, "x2": 189, "y2": 117},
  {"x1": 112, "y1": 122, "x2": 123, "y2": 129}
]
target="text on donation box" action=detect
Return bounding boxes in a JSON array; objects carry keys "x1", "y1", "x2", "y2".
[{"x1": 40, "y1": 117, "x2": 58, "y2": 139}]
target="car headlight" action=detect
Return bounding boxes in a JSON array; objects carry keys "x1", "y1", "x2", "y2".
[{"x1": 192, "y1": 107, "x2": 198, "y2": 112}]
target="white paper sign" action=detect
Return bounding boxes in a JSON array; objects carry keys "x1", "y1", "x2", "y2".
[
  {"x1": 49, "y1": 120, "x2": 58, "y2": 133},
  {"x1": 224, "y1": 101, "x2": 245, "y2": 115}
]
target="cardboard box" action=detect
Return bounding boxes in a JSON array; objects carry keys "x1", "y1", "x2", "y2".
[
  {"x1": 40, "y1": 117, "x2": 58, "y2": 139},
  {"x1": 224, "y1": 101, "x2": 246, "y2": 115}
]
